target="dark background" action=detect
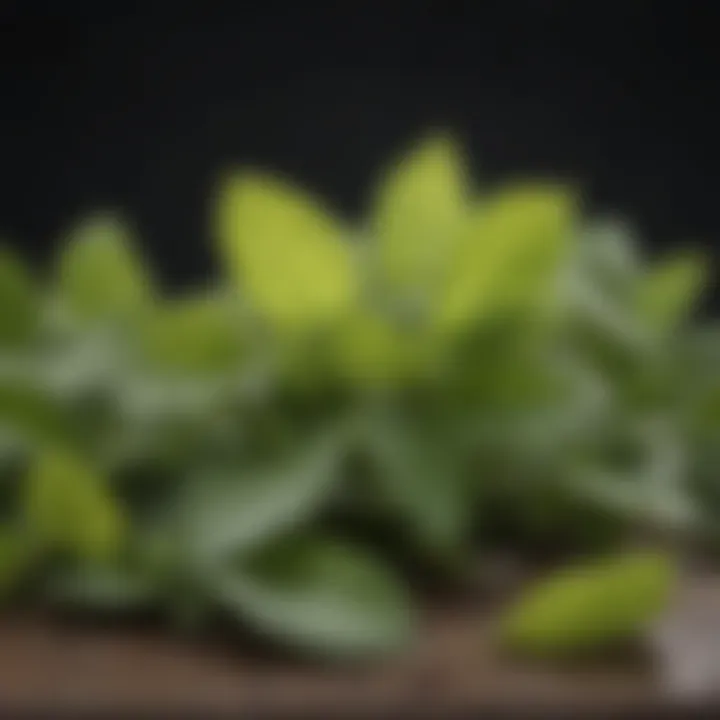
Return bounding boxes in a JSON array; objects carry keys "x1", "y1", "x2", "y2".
[{"x1": 0, "y1": 3, "x2": 717, "y2": 303}]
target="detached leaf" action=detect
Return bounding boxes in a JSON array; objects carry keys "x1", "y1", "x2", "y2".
[
  {"x1": 0, "y1": 246, "x2": 39, "y2": 347},
  {"x1": 217, "y1": 172, "x2": 358, "y2": 331},
  {"x1": 636, "y1": 250, "x2": 708, "y2": 334},
  {"x1": 371, "y1": 133, "x2": 468, "y2": 292},
  {"x1": 57, "y1": 213, "x2": 152, "y2": 323},
  {"x1": 177, "y1": 428, "x2": 346, "y2": 562},
  {"x1": 214, "y1": 536, "x2": 414, "y2": 658},
  {"x1": 437, "y1": 184, "x2": 577, "y2": 332},
  {"x1": 25, "y1": 449, "x2": 126, "y2": 561},
  {"x1": 501, "y1": 550, "x2": 676, "y2": 658}
]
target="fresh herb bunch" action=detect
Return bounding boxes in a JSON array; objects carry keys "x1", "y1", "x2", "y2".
[{"x1": 0, "y1": 134, "x2": 717, "y2": 659}]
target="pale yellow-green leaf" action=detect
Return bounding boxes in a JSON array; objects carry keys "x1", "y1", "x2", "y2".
[
  {"x1": 216, "y1": 172, "x2": 358, "y2": 331},
  {"x1": 436, "y1": 184, "x2": 577, "y2": 333},
  {"x1": 636, "y1": 250, "x2": 708, "y2": 334},
  {"x1": 25, "y1": 448, "x2": 126, "y2": 561},
  {"x1": 57, "y1": 213, "x2": 153, "y2": 323},
  {"x1": 371, "y1": 133, "x2": 468, "y2": 291},
  {"x1": 501, "y1": 550, "x2": 676, "y2": 658},
  {"x1": 0, "y1": 246, "x2": 39, "y2": 347}
]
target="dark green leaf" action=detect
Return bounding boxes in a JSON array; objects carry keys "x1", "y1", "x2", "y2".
[
  {"x1": 360, "y1": 403, "x2": 471, "y2": 557},
  {"x1": 213, "y1": 536, "x2": 414, "y2": 658}
]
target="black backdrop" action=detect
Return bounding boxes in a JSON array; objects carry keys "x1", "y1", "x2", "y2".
[{"x1": 1, "y1": 3, "x2": 718, "y2": 304}]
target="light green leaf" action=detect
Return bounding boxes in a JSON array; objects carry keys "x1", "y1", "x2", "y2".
[
  {"x1": 636, "y1": 250, "x2": 708, "y2": 334},
  {"x1": 436, "y1": 184, "x2": 577, "y2": 333},
  {"x1": 501, "y1": 550, "x2": 676, "y2": 658},
  {"x1": 0, "y1": 246, "x2": 39, "y2": 347},
  {"x1": 216, "y1": 172, "x2": 358, "y2": 331},
  {"x1": 371, "y1": 133, "x2": 468, "y2": 292},
  {"x1": 214, "y1": 536, "x2": 414, "y2": 658},
  {"x1": 25, "y1": 448, "x2": 126, "y2": 561},
  {"x1": 57, "y1": 213, "x2": 153, "y2": 323},
  {"x1": 176, "y1": 429, "x2": 346, "y2": 563}
]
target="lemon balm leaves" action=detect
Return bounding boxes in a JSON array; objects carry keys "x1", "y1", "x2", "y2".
[
  {"x1": 436, "y1": 184, "x2": 578, "y2": 334},
  {"x1": 371, "y1": 132, "x2": 468, "y2": 295},
  {"x1": 57, "y1": 212, "x2": 153, "y2": 325},
  {"x1": 501, "y1": 550, "x2": 677, "y2": 659},
  {"x1": 216, "y1": 172, "x2": 359, "y2": 332},
  {"x1": 24, "y1": 448, "x2": 126, "y2": 562}
]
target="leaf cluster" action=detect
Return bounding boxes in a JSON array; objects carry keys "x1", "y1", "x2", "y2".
[{"x1": 0, "y1": 134, "x2": 717, "y2": 658}]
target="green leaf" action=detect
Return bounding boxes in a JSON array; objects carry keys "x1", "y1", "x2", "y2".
[
  {"x1": 567, "y1": 265, "x2": 651, "y2": 356},
  {"x1": 139, "y1": 292, "x2": 245, "y2": 376},
  {"x1": 57, "y1": 213, "x2": 153, "y2": 324},
  {"x1": 213, "y1": 536, "x2": 414, "y2": 658},
  {"x1": 636, "y1": 250, "x2": 708, "y2": 334},
  {"x1": 501, "y1": 550, "x2": 676, "y2": 658},
  {"x1": 24, "y1": 449, "x2": 126, "y2": 562},
  {"x1": 360, "y1": 404, "x2": 470, "y2": 557},
  {"x1": 568, "y1": 418, "x2": 699, "y2": 531},
  {"x1": 216, "y1": 172, "x2": 358, "y2": 332},
  {"x1": 436, "y1": 184, "x2": 577, "y2": 333},
  {"x1": 176, "y1": 428, "x2": 346, "y2": 563},
  {"x1": 371, "y1": 132, "x2": 468, "y2": 293},
  {"x1": 0, "y1": 246, "x2": 39, "y2": 347}
]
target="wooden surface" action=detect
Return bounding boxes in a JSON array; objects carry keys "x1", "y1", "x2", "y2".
[
  {"x1": 0, "y1": 601, "x2": 668, "y2": 716},
  {"x1": 4, "y1": 574, "x2": 720, "y2": 716}
]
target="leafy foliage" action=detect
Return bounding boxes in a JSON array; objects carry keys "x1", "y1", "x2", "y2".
[{"x1": 0, "y1": 134, "x2": 717, "y2": 659}]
